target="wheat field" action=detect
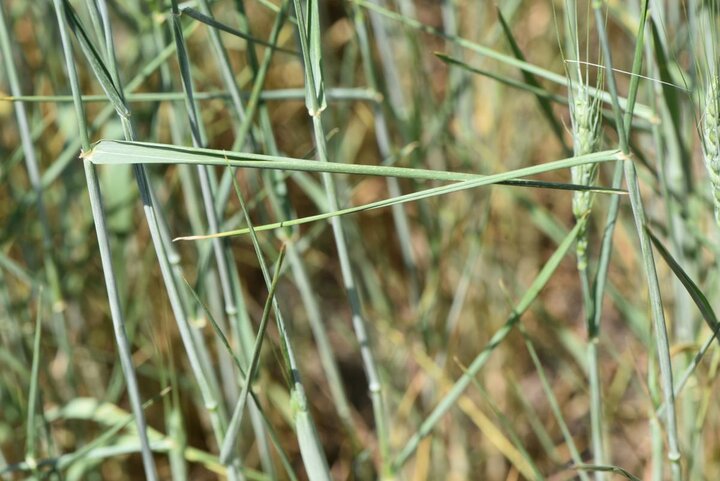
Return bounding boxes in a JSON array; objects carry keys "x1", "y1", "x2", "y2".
[{"x1": 1, "y1": 1, "x2": 719, "y2": 480}]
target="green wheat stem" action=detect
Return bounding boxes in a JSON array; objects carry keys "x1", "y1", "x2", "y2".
[
  {"x1": 291, "y1": 0, "x2": 391, "y2": 475},
  {"x1": 351, "y1": 1, "x2": 420, "y2": 307},
  {"x1": 168, "y1": 2, "x2": 286, "y2": 476},
  {"x1": 65, "y1": 2, "x2": 242, "y2": 479},
  {"x1": 228, "y1": 158, "x2": 332, "y2": 481},
  {"x1": 592, "y1": 4, "x2": 681, "y2": 480},
  {"x1": 0, "y1": 87, "x2": 381, "y2": 104},
  {"x1": 52, "y1": 1, "x2": 158, "y2": 479}
]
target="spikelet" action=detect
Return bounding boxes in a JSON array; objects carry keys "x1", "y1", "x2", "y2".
[
  {"x1": 570, "y1": 84, "x2": 601, "y2": 271},
  {"x1": 702, "y1": 75, "x2": 720, "y2": 226}
]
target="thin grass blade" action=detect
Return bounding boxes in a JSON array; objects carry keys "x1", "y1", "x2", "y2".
[
  {"x1": 24, "y1": 291, "x2": 44, "y2": 470},
  {"x1": 181, "y1": 7, "x2": 298, "y2": 55},
  {"x1": 220, "y1": 246, "x2": 287, "y2": 464}
]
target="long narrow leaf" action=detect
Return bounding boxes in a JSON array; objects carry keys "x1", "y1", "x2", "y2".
[
  {"x1": 573, "y1": 464, "x2": 643, "y2": 481},
  {"x1": 176, "y1": 180, "x2": 623, "y2": 241},
  {"x1": 24, "y1": 292, "x2": 43, "y2": 469},
  {"x1": 85, "y1": 140, "x2": 622, "y2": 184},
  {"x1": 61, "y1": 0, "x2": 128, "y2": 118},
  {"x1": 220, "y1": 247, "x2": 286, "y2": 464},
  {"x1": 496, "y1": 8, "x2": 570, "y2": 153},
  {"x1": 181, "y1": 7, "x2": 299, "y2": 55},
  {"x1": 646, "y1": 227, "x2": 720, "y2": 334}
]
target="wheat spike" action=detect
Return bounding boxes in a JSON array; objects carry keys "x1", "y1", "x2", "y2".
[
  {"x1": 570, "y1": 84, "x2": 601, "y2": 271},
  {"x1": 702, "y1": 75, "x2": 720, "y2": 226}
]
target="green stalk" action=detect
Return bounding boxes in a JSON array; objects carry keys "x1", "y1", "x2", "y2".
[
  {"x1": 252, "y1": 132, "x2": 362, "y2": 451},
  {"x1": 61, "y1": 2, "x2": 242, "y2": 478},
  {"x1": 51, "y1": 2, "x2": 158, "y2": 479},
  {"x1": 0, "y1": 88, "x2": 380, "y2": 104},
  {"x1": 588, "y1": 3, "x2": 649, "y2": 476},
  {"x1": 647, "y1": 15, "x2": 698, "y2": 460},
  {"x1": 149, "y1": 9, "x2": 228, "y2": 411},
  {"x1": 228, "y1": 166, "x2": 332, "y2": 481},
  {"x1": 184, "y1": 275, "x2": 303, "y2": 481},
  {"x1": 234, "y1": 0, "x2": 353, "y2": 471},
  {"x1": 168, "y1": 2, "x2": 278, "y2": 475},
  {"x1": 351, "y1": 1, "x2": 420, "y2": 307},
  {"x1": 168, "y1": 0, "x2": 243, "y2": 408},
  {"x1": 563, "y1": 2, "x2": 604, "y2": 476},
  {"x1": 219, "y1": 247, "x2": 286, "y2": 464},
  {"x1": 592, "y1": 3, "x2": 681, "y2": 480},
  {"x1": 24, "y1": 291, "x2": 43, "y2": 472},
  {"x1": 217, "y1": 0, "x2": 290, "y2": 212},
  {"x1": 288, "y1": 0, "x2": 391, "y2": 475},
  {"x1": 195, "y1": 0, "x2": 258, "y2": 152},
  {"x1": 235, "y1": 0, "x2": 360, "y2": 446},
  {"x1": 591, "y1": 0, "x2": 648, "y2": 398},
  {"x1": 364, "y1": 0, "x2": 408, "y2": 121}
]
